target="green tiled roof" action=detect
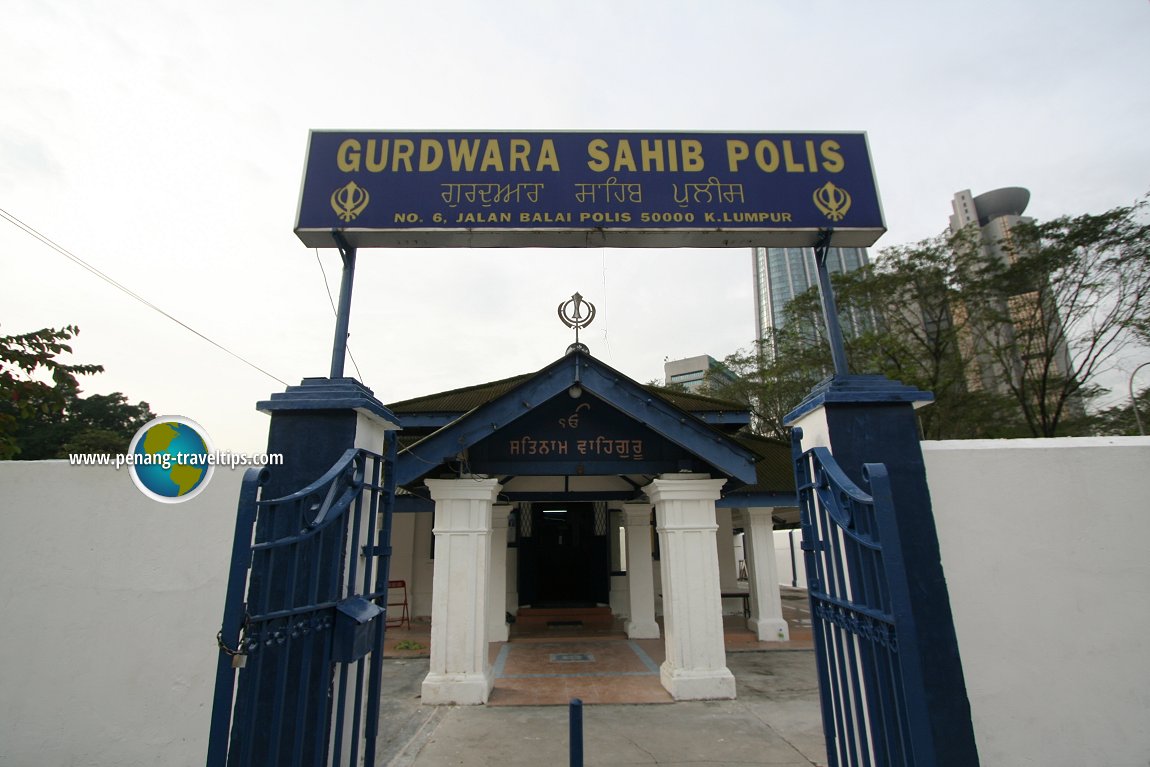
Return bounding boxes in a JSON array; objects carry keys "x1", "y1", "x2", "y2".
[
  {"x1": 732, "y1": 433, "x2": 795, "y2": 493},
  {"x1": 387, "y1": 373, "x2": 531, "y2": 414},
  {"x1": 386, "y1": 374, "x2": 746, "y2": 416}
]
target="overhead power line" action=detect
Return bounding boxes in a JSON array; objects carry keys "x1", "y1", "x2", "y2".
[{"x1": 0, "y1": 206, "x2": 290, "y2": 387}]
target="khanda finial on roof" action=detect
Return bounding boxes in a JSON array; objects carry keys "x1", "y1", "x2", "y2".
[{"x1": 558, "y1": 292, "x2": 596, "y2": 353}]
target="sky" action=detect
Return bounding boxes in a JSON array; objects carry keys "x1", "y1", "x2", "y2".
[{"x1": 3, "y1": 0, "x2": 1149, "y2": 455}]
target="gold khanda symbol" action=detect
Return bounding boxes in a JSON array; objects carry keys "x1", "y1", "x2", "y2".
[
  {"x1": 331, "y1": 181, "x2": 370, "y2": 222},
  {"x1": 813, "y1": 181, "x2": 852, "y2": 222}
]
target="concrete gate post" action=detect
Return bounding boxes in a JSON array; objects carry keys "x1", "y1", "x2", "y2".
[
  {"x1": 647, "y1": 474, "x2": 736, "y2": 700},
  {"x1": 228, "y1": 378, "x2": 398, "y2": 765},
  {"x1": 622, "y1": 502, "x2": 659, "y2": 639},
  {"x1": 786, "y1": 375, "x2": 980, "y2": 764},
  {"x1": 421, "y1": 477, "x2": 502, "y2": 705},
  {"x1": 742, "y1": 507, "x2": 789, "y2": 641}
]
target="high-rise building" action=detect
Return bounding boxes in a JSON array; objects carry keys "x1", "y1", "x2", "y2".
[
  {"x1": 663, "y1": 354, "x2": 737, "y2": 393},
  {"x1": 947, "y1": 187, "x2": 1075, "y2": 397},
  {"x1": 750, "y1": 246, "x2": 870, "y2": 353}
]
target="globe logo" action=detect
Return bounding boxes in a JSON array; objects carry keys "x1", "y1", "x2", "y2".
[{"x1": 127, "y1": 416, "x2": 215, "y2": 503}]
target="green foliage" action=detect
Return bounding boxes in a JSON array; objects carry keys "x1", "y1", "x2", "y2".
[
  {"x1": 705, "y1": 339, "x2": 823, "y2": 443},
  {"x1": 392, "y1": 639, "x2": 425, "y2": 651},
  {"x1": 0, "y1": 325, "x2": 154, "y2": 459},
  {"x1": 708, "y1": 196, "x2": 1150, "y2": 439},
  {"x1": 1089, "y1": 387, "x2": 1150, "y2": 436},
  {"x1": 959, "y1": 198, "x2": 1150, "y2": 436}
]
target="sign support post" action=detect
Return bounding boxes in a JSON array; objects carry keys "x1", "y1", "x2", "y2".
[
  {"x1": 329, "y1": 232, "x2": 357, "y2": 379},
  {"x1": 812, "y1": 228, "x2": 850, "y2": 376}
]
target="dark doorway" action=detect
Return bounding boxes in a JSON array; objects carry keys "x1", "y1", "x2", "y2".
[{"x1": 518, "y1": 503, "x2": 610, "y2": 607}]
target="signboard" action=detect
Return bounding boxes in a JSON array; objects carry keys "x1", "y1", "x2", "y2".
[
  {"x1": 468, "y1": 394, "x2": 701, "y2": 476},
  {"x1": 295, "y1": 131, "x2": 884, "y2": 249}
]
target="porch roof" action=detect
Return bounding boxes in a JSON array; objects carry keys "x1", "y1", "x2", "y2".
[{"x1": 387, "y1": 349, "x2": 797, "y2": 506}]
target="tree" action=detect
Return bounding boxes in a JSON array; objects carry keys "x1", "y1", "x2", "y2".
[
  {"x1": 0, "y1": 325, "x2": 154, "y2": 459},
  {"x1": 958, "y1": 198, "x2": 1150, "y2": 436},
  {"x1": 708, "y1": 197, "x2": 1150, "y2": 440},
  {"x1": 1089, "y1": 387, "x2": 1150, "y2": 436},
  {"x1": 712, "y1": 234, "x2": 1028, "y2": 440},
  {"x1": 705, "y1": 333, "x2": 824, "y2": 443}
]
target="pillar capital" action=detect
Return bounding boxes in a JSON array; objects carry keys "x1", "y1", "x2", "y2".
[
  {"x1": 646, "y1": 474, "x2": 725, "y2": 506},
  {"x1": 425, "y1": 476, "x2": 502, "y2": 503},
  {"x1": 743, "y1": 506, "x2": 775, "y2": 523}
]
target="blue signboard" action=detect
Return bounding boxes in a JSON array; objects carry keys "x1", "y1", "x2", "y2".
[
  {"x1": 468, "y1": 393, "x2": 703, "y2": 476},
  {"x1": 295, "y1": 131, "x2": 885, "y2": 249}
]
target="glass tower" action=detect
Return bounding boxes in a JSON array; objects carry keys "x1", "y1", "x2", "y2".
[{"x1": 751, "y1": 246, "x2": 870, "y2": 349}]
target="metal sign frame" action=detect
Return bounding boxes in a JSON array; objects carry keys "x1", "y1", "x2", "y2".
[{"x1": 295, "y1": 130, "x2": 885, "y2": 249}]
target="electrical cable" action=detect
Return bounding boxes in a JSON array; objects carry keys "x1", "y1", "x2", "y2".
[{"x1": 0, "y1": 206, "x2": 290, "y2": 386}]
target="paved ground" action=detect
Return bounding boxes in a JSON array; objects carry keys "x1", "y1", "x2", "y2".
[{"x1": 375, "y1": 649, "x2": 827, "y2": 766}]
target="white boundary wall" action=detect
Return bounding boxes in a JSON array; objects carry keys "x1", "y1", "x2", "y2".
[
  {"x1": 0, "y1": 461, "x2": 242, "y2": 767},
  {"x1": 923, "y1": 437, "x2": 1150, "y2": 767},
  {"x1": 3, "y1": 437, "x2": 1149, "y2": 765}
]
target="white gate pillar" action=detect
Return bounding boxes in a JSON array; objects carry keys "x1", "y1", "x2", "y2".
[
  {"x1": 421, "y1": 477, "x2": 502, "y2": 705},
  {"x1": 648, "y1": 474, "x2": 736, "y2": 700},
  {"x1": 487, "y1": 503, "x2": 512, "y2": 643},
  {"x1": 743, "y1": 507, "x2": 790, "y2": 641},
  {"x1": 622, "y1": 502, "x2": 659, "y2": 639}
]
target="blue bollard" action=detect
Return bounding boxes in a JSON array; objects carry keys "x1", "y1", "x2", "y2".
[{"x1": 569, "y1": 698, "x2": 584, "y2": 767}]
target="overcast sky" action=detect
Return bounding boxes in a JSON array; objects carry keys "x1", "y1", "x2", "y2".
[{"x1": 3, "y1": 1, "x2": 1149, "y2": 454}]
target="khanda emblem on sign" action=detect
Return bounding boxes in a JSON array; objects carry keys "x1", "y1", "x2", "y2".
[
  {"x1": 813, "y1": 181, "x2": 852, "y2": 222},
  {"x1": 331, "y1": 181, "x2": 370, "y2": 222}
]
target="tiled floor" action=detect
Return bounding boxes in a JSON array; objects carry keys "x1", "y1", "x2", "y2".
[
  {"x1": 382, "y1": 587, "x2": 814, "y2": 706},
  {"x1": 487, "y1": 636, "x2": 672, "y2": 706}
]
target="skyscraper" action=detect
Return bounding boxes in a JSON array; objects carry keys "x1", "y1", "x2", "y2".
[
  {"x1": 947, "y1": 187, "x2": 1075, "y2": 398},
  {"x1": 750, "y1": 246, "x2": 870, "y2": 352}
]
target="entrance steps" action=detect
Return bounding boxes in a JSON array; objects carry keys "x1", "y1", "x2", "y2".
[{"x1": 514, "y1": 606, "x2": 615, "y2": 631}]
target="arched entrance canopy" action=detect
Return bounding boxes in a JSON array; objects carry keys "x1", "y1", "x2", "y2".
[{"x1": 391, "y1": 348, "x2": 758, "y2": 498}]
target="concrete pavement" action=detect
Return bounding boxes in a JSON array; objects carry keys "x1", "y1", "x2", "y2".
[{"x1": 375, "y1": 649, "x2": 827, "y2": 766}]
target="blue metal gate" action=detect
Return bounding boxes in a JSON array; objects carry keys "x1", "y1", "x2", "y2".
[
  {"x1": 792, "y1": 427, "x2": 940, "y2": 767},
  {"x1": 207, "y1": 436, "x2": 397, "y2": 767}
]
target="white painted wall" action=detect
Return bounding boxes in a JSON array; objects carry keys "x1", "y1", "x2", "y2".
[
  {"x1": 5, "y1": 436, "x2": 1148, "y2": 764},
  {"x1": 0, "y1": 460, "x2": 244, "y2": 767},
  {"x1": 923, "y1": 437, "x2": 1150, "y2": 767},
  {"x1": 774, "y1": 529, "x2": 808, "y2": 589}
]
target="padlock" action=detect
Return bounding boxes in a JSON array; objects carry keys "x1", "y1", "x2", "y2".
[{"x1": 232, "y1": 653, "x2": 248, "y2": 669}]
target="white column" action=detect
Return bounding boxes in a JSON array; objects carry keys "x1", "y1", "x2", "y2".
[
  {"x1": 421, "y1": 477, "x2": 502, "y2": 705},
  {"x1": 648, "y1": 474, "x2": 736, "y2": 700},
  {"x1": 507, "y1": 503, "x2": 525, "y2": 615},
  {"x1": 608, "y1": 506, "x2": 630, "y2": 617},
  {"x1": 487, "y1": 503, "x2": 512, "y2": 643},
  {"x1": 743, "y1": 507, "x2": 790, "y2": 641},
  {"x1": 622, "y1": 502, "x2": 659, "y2": 639},
  {"x1": 716, "y1": 507, "x2": 742, "y2": 614}
]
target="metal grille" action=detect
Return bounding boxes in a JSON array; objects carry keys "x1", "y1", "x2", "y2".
[
  {"x1": 593, "y1": 501, "x2": 608, "y2": 536},
  {"x1": 519, "y1": 502, "x2": 533, "y2": 538},
  {"x1": 792, "y1": 428, "x2": 936, "y2": 767},
  {"x1": 208, "y1": 437, "x2": 397, "y2": 767}
]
